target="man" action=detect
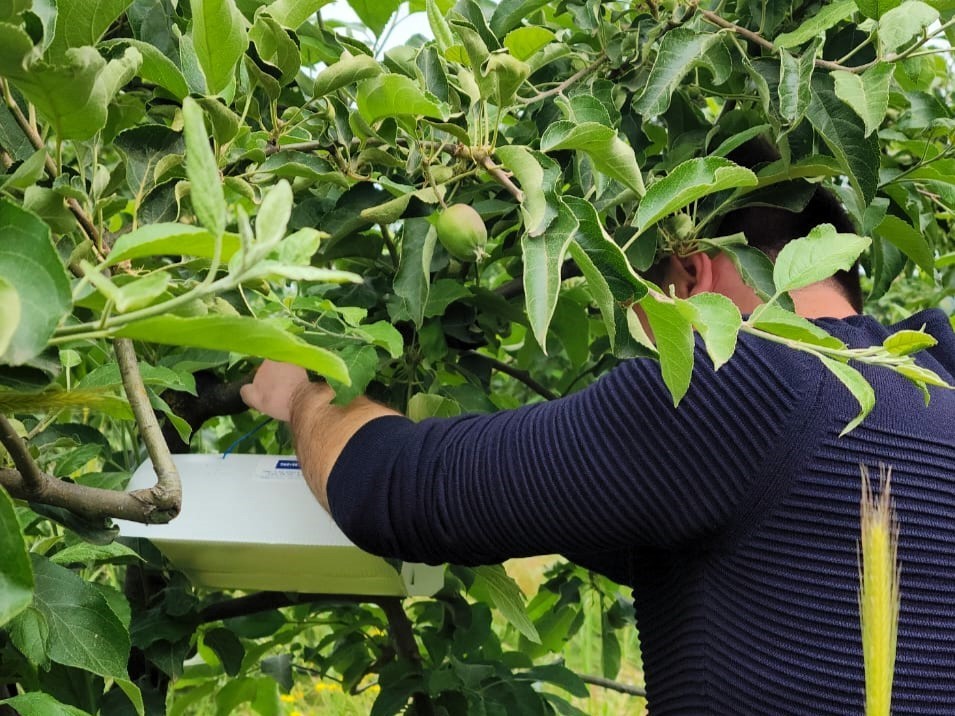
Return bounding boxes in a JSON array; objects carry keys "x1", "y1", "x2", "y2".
[{"x1": 241, "y1": 190, "x2": 955, "y2": 713}]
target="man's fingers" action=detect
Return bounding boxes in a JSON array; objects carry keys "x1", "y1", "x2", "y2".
[{"x1": 239, "y1": 382, "x2": 258, "y2": 409}]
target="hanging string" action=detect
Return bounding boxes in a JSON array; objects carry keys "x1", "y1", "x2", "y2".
[{"x1": 221, "y1": 416, "x2": 274, "y2": 458}]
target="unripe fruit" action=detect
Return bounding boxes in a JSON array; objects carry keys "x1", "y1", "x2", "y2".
[{"x1": 434, "y1": 204, "x2": 488, "y2": 262}]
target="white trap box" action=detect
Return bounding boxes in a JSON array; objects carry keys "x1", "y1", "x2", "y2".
[{"x1": 117, "y1": 454, "x2": 443, "y2": 598}]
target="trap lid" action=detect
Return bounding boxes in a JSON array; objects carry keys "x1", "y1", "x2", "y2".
[{"x1": 117, "y1": 453, "x2": 443, "y2": 597}]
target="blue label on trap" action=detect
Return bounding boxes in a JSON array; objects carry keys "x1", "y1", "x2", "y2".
[{"x1": 275, "y1": 459, "x2": 300, "y2": 470}]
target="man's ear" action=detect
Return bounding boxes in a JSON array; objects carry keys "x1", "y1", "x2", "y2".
[{"x1": 663, "y1": 253, "x2": 715, "y2": 298}]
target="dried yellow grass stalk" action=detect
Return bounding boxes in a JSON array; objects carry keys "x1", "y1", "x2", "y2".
[{"x1": 859, "y1": 464, "x2": 901, "y2": 716}]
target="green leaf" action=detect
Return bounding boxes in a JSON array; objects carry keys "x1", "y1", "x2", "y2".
[
  {"x1": 632, "y1": 28, "x2": 722, "y2": 117},
  {"x1": 0, "y1": 276, "x2": 20, "y2": 359},
  {"x1": 483, "y1": 52, "x2": 530, "y2": 105},
  {"x1": 0, "y1": 200, "x2": 71, "y2": 366},
  {"x1": 470, "y1": 565, "x2": 541, "y2": 644},
  {"x1": 356, "y1": 73, "x2": 444, "y2": 123},
  {"x1": 426, "y1": 0, "x2": 454, "y2": 53},
  {"x1": 895, "y1": 362, "x2": 952, "y2": 390},
  {"x1": 0, "y1": 486, "x2": 32, "y2": 628},
  {"x1": 407, "y1": 393, "x2": 461, "y2": 421},
  {"x1": 489, "y1": 0, "x2": 550, "y2": 37},
  {"x1": 750, "y1": 305, "x2": 847, "y2": 349},
  {"x1": 326, "y1": 344, "x2": 378, "y2": 405},
  {"x1": 641, "y1": 297, "x2": 695, "y2": 406},
  {"x1": 182, "y1": 96, "x2": 227, "y2": 237},
  {"x1": 113, "y1": 125, "x2": 185, "y2": 195},
  {"x1": 819, "y1": 356, "x2": 875, "y2": 434},
  {"x1": 356, "y1": 321, "x2": 404, "y2": 359},
  {"x1": 567, "y1": 241, "x2": 618, "y2": 348},
  {"x1": 51, "y1": 541, "x2": 143, "y2": 567},
  {"x1": 0, "y1": 26, "x2": 131, "y2": 140},
  {"x1": 522, "y1": 200, "x2": 577, "y2": 350},
  {"x1": 114, "y1": 315, "x2": 351, "y2": 384},
  {"x1": 347, "y1": 0, "x2": 400, "y2": 35},
  {"x1": 313, "y1": 51, "x2": 382, "y2": 97},
  {"x1": 0, "y1": 692, "x2": 92, "y2": 716},
  {"x1": 47, "y1": 0, "x2": 134, "y2": 59},
  {"x1": 635, "y1": 157, "x2": 757, "y2": 231},
  {"x1": 882, "y1": 328, "x2": 937, "y2": 356},
  {"x1": 773, "y1": 223, "x2": 871, "y2": 293},
  {"x1": 496, "y1": 145, "x2": 560, "y2": 236},
  {"x1": 779, "y1": 48, "x2": 814, "y2": 123},
  {"x1": 106, "y1": 224, "x2": 241, "y2": 265},
  {"x1": 204, "y1": 627, "x2": 245, "y2": 677},
  {"x1": 686, "y1": 293, "x2": 741, "y2": 370},
  {"x1": 113, "y1": 273, "x2": 172, "y2": 313},
  {"x1": 806, "y1": 74, "x2": 880, "y2": 204},
  {"x1": 504, "y1": 26, "x2": 554, "y2": 61},
  {"x1": 540, "y1": 121, "x2": 644, "y2": 196},
  {"x1": 255, "y1": 180, "x2": 293, "y2": 250},
  {"x1": 878, "y1": 1, "x2": 938, "y2": 51},
  {"x1": 873, "y1": 215, "x2": 935, "y2": 275},
  {"x1": 115, "y1": 679, "x2": 145, "y2": 716},
  {"x1": 2, "y1": 148, "x2": 47, "y2": 191},
  {"x1": 267, "y1": 0, "x2": 334, "y2": 29},
  {"x1": 9, "y1": 606, "x2": 49, "y2": 669},
  {"x1": 564, "y1": 196, "x2": 647, "y2": 303},
  {"x1": 775, "y1": 0, "x2": 857, "y2": 46},
  {"x1": 392, "y1": 218, "x2": 436, "y2": 327},
  {"x1": 30, "y1": 555, "x2": 131, "y2": 679},
  {"x1": 0, "y1": 0, "x2": 29, "y2": 22},
  {"x1": 191, "y1": 0, "x2": 249, "y2": 95},
  {"x1": 832, "y1": 63, "x2": 893, "y2": 137},
  {"x1": 249, "y1": 13, "x2": 300, "y2": 85}
]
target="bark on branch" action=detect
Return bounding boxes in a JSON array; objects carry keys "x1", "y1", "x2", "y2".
[
  {"x1": 0, "y1": 343, "x2": 181, "y2": 523},
  {"x1": 0, "y1": 467, "x2": 178, "y2": 522},
  {"x1": 115, "y1": 339, "x2": 182, "y2": 517}
]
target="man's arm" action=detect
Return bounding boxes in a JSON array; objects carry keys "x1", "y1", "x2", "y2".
[{"x1": 239, "y1": 360, "x2": 398, "y2": 511}]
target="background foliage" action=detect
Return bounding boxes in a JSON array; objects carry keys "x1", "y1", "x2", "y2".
[{"x1": 1, "y1": 0, "x2": 954, "y2": 713}]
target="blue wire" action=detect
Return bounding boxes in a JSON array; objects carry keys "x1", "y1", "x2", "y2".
[{"x1": 222, "y1": 416, "x2": 275, "y2": 458}]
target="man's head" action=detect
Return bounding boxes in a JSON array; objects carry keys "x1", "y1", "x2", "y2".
[{"x1": 645, "y1": 139, "x2": 863, "y2": 316}]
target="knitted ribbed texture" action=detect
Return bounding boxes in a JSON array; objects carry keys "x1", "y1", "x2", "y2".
[{"x1": 328, "y1": 309, "x2": 955, "y2": 714}]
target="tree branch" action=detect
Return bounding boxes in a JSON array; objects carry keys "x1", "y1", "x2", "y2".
[
  {"x1": 698, "y1": 10, "x2": 861, "y2": 72},
  {"x1": 0, "y1": 414, "x2": 45, "y2": 495},
  {"x1": 578, "y1": 673, "x2": 646, "y2": 697},
  {"x1": 379, "y1": 597, "x2": 435, "y2": 716},
  {"x1": 518, "y1": 54, "x2": 608, "y2": 105},
  {"x1": 160, "y1": 372, "x2": 253, "y2": 453},
  {"x1": 464, "y1": 351, "x2": 558, "y2": 401},
  {"x1": 198, "y1": 591, "x2": 370, "y2": 623},
  {"x1": 0, "y1": 467, "x2": 178, "y2": 522},
  {"x1": 115, "y1": 339, "x2": 181, "y2": 516}
]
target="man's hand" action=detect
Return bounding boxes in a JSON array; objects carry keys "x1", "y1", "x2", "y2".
[
  {"x1": 240, "y1": 360, "x2": 311, "y2": 422},
  {"x1": 240, "y1": 359, "x2": 400, "y2": 512}
]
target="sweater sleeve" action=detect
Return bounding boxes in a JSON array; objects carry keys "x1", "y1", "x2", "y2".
[{"x1": 326, "y1": 335, "x2": 818, "y2": 565}]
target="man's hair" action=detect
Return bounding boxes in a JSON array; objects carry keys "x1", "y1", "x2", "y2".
[{"x1": 644, "y1": 138, "x2": 864, "y2": 312}]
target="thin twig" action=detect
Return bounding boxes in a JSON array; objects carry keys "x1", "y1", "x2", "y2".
[
  {"x1": 115, "y1": 339, "x2": 182, "y2": 514},
  {"x1": 578, "y1": 673, "x2": 647, "y2": 697},
  {"x1": 477, "y1": 152, "x2": 524, "y2": 202},
  {"x1": 380, "y1": 597, "x2": 435, "y2": 716},
  {"x1": 464, "y1": 351, "x2": 558, "y2": 401},
  {"x1": 0, "y1": 414, "x2": 45, "y2": 495},
  {"x1": 700, "y1": 8, "x2": 951, "y2": 74},
  {"x1": 518, "y1": 54, "x2": 608, "y2": 105}
]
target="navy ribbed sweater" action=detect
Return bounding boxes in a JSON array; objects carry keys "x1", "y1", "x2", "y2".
[{"x1": 327, "y1": 309, "x2": 955, "y2": 714}]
